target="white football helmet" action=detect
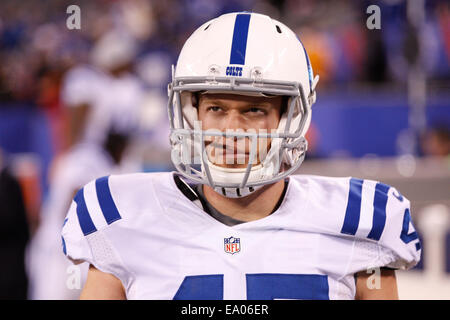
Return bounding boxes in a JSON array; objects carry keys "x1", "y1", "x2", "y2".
[{"x1": 168, "y1": 12, "x2": 319, "y2": 198}]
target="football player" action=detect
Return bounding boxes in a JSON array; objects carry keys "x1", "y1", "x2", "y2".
[
  {"x1": 27, "y1": 30, "x2": 143, "y2": 299},
  {"x1": 62, "y1": 12, "x2": 421, "y2": 300}
]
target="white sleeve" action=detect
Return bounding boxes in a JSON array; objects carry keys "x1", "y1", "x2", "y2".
[
  {"x1": 61, "y1": 200, "x2": 94, "y2": 265},
  {"x1": 377, "y1": 187, "x2": 422, "y2": 270},
  {"x1": 61, "y1": 180, "x2": 129, "y2": 285},
  {"x1": 341, "y1": 179, "x2": 422, "y2": 274}
]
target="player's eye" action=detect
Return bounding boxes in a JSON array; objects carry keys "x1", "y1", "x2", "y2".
[
  {"x1": 246, "y1": 107, "x2": 266, "y2": 115},
  {"x1": 207, "y1": 106, "x2": 223, "y2": 112}
]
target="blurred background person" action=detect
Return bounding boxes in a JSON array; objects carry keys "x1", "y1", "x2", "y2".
[
  {"x1": 62, "y1": 29, "x2": 142, "y2": 149},
  {"x1": 0, "y1": 148, "x2": 30, "y2": 299},
  {"x1": 26, "y1": 29, "x2": 145, "y2": 300}
]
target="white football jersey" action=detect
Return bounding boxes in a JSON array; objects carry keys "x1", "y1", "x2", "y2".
[
  {"x1": 61, "y1": 65, "x2": 144, "y2": 146},
  {"x1": 27, "y1": 143, "x2": 140, "y2": 299},
  {"x1": 61, "y1": 172, "x2": 421, "y2": 300}
]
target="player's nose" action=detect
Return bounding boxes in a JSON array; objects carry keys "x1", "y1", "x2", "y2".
[{"x1": 221, "y1": 110, "x2": 246, "y2": 131}]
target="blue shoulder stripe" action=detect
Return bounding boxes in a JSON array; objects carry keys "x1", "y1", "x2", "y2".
[
  {"x1": 74, "y1": 188, "x2": 97, "y2": 236},
  {"x1": 61, "y1": 236, "x2": 67, "y2": 255},
  {"x1": 367, "y1": 182, "x2": 390, "y2": 241},
  {"x1": 95, "y1": 176, "x2": 122, "y2": 225},
  {"x1": 340, "y1": 178, "x2": 364, "y2": 236},
  {"x1": 229, "y1": 13, "x2": 251, "y2": 65}
]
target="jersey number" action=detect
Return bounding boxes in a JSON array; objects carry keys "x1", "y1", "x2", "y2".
[
  {"x1": 400, "y1": 208, "x2": 421, "y2": 251},
  {"x1": 173, "y1": 273, "x2": 329, "y2": 300}
]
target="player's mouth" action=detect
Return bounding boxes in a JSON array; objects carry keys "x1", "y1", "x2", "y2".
[
  {"x1": 206, "y1": 140, "x2": 251, "y2": 164},
  {"x1": 208, "y1": 141, "x2": 249, "y2": 154},
  {"x1": 218, "y1": 146, "x2": 250, "y2": 163}
]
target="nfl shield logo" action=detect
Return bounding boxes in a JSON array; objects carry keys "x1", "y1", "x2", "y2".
[{"x1": 224, "y1": 236, "x2": 241, "y2": 254}]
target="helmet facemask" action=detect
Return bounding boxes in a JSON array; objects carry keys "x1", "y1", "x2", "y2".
[{"x1": 168, "y1": 70, "x2": 316, "y2": 198}]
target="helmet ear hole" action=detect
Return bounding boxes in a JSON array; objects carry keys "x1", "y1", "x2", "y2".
[
  {"x1": 276, "y1": 25, "x2": 282, "y2": 33},
  {"x1": 280, "y1": 96, "x2": 289, "y2": 116},
  {"x1": 191, "y1": 92, "x2": 199, "y2": 108}
]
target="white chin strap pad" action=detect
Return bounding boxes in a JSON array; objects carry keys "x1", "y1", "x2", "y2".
[{"x1": 206, "y1": 161, "x2": 264, "y2": 198}]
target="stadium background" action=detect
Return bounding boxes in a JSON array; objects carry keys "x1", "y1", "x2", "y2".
[{"x1": 0, "y1": 0, "x2": 449, "y2": 299}]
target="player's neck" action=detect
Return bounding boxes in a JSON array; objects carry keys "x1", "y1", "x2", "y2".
[{"x1": 202, "y1": 179, "x2": 286, "y2": 222}]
